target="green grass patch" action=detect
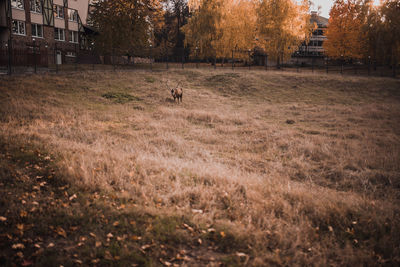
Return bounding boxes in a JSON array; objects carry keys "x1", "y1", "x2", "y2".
[{"x1": 145, "y1": 76, "x2": 156, "y2": 83}]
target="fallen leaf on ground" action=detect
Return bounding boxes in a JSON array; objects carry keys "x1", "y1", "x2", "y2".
[
  {"x1": 73, "y1": 259, "x2": 83, "y2": 264},
  {"x1": 104, "y1": 250, "x2": 113, "y2": 260},
  {"x1": 192, "y1": 209, "x2": 203, "y2": 214},
  {"x1": 131, "y1": 235, "x2": 141, "y2": 241},
  {"x1": 183, "y1": 223, "x2": 194, "y2": 232},
  {"x1": 116, "y1": 204, "x2": 125, "y2": 210},
  {"x1": 56, "y1": 227, "x2": 67, "y2": 238},
  {"x1": 16, "y1": 252, "x2": 24, "y2": 258},
  {"x1": 236, "y1": 252, "x2": 248, "y2": 257},
  {"x1": 21, "y1": 259, "x2": 33, "y2": 266},
  {"x1": 160, "y1": 258, "x2": 172, "y2": 266},
  {"x1": 141, "y1": 244, "x2": 152, "y2": 250},
  {"x1": 12, "y1": 243, "x2": 25, "y2": 249}
]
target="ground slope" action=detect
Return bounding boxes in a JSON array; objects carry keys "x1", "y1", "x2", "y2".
[{"x1": 1, "y1": 69, "x2": 400, "y2": 266}]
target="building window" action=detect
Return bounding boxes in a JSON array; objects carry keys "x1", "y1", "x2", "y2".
[
  {"x1": 30, "y1": 0, "x2": 42, "y2": 13},
  {"x1": 32, "y1": 24, "x2": 43, "y2": 38},
  {"x1": 54, "y1": 5, "x2": 64, "y2": 19},
  {"x1": 69, "y1": 31, "x2": 78, "y2": 43},
  {"x1": 66, "y1": 51, "x2": 76, "y2": 57},
  {"x1": 68, "y1": 9, "x2": 78, "y2": 22},
  {"x1": 12, "y1": 20, "x2": 25, "y2": 35},
  {"x1": 54, "y1": 28, "x2": 65, "y2": 41},
  {"x1": 11, "y1": 0, "x2": 24, "y2": 9}
]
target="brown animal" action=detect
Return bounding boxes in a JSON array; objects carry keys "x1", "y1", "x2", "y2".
[
  {"x1": 166, "y1": 80, "x2": 183, "y2": 103},
  {"x1": 171, "y1": 87, "x2": 183, "y2": 103}
]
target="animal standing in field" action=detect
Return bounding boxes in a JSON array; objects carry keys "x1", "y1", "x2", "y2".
[{"x1": 166, "y1": 80, "x2": 183, "y2": 103}]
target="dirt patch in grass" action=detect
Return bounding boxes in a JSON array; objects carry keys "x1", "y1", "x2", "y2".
[{"x1": 102, "y1": 92, "x2": 142, "y2": 104}]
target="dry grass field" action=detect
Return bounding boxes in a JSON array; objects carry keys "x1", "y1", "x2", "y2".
[{"x1": 0, "y1": 69, "x2": 400, "y2": 266}]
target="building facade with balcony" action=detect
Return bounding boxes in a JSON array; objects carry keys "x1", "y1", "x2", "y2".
[
  {"x1": 0, "y1": 0, "x2": 89, "y2": 65},
  {"x1": 293, "y1": 11, "x2": 329, "y2": 64}
]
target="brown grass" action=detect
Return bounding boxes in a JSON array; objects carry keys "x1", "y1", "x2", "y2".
[{"x1": 1, "y1": 69, "x2": 400, "y2": 265}]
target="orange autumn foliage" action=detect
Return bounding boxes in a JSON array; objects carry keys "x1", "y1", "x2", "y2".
[{"x1": 324, "y1": 0, "x2": 368, "y2": 59}]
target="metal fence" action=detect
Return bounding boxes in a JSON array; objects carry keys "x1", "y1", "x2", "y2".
[{"x1": 0, "y1": 42, "x2": 398, "y2": 78}]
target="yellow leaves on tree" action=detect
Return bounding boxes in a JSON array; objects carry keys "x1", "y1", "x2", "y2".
[
  {"x1": 324, "y1": 0, "x2": 368, "y2": 59},
  {"x1": 213, "y1": 0, "x2": 257, "y2": 59},
  {"x1": 184, "y1": 0, "x2": 310, "y2": 62},
  {"x1": 183, "y1": 0, "x2": 223, "y2": 58},
  {"x1": 257, "y1": 0, "x2": 311, "y2": 65}
]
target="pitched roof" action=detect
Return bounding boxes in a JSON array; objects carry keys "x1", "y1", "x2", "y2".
[{"x1": 311, "y1": 12, "x2": 329, "y2": 27}]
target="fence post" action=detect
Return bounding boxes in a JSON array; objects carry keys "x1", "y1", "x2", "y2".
[
  {"x1": 265, "y1": 55, "x2": 268, "y2": 71},
  {"x1": 150, "y1": 44, "x2": 153, "y2": 71},
  {"x1": 312, "y1": 57, "x2": 314, "y2": 73},
  {"x1": 368, "y1": 56, "x2": 371, "y2": 76},
  {"x1": 181, "y1": 47, "x2": 184, "y2": 69},
  {"x1": 341, "y1": 55, "x2": 343, "y2": 75},
  {"x1": 166, "y1": 47, "x2": 169, "y2": 70},
  {"x1": 7, "y1": 39, "x2": 12, "y2": 75},
  {"x1": 231, "y1": 50, "x2": 234, "y2": 70},
  {"x1": 248, "y1": 49, "x2": 251, "y2": 70},
  {"x1": 195, "y1": 47, "x2": 199, "y2": 69},
  {"x1": 214, "y1": 53, "x2": 216, "y2": 70},
  {"x1": 33, "y1": 39, "x2": 37, "y2": 74},
  {"x1": 75, "y1": 43, "x2": 78, "y2": 71},
  {"x1": 326, "y1": 58, "x2": 328, "y2": 74},
  {"x1": 54, "y1": 42, "x2": 58, "y2": 73}
]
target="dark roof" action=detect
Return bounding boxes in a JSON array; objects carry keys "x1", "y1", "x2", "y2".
[{"x1": 83, "y1": 24, "x2": 99, "y2": 35}]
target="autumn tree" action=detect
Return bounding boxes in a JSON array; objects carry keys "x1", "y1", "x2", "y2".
[
  {"x1": 324, "y1": 0, "x2": 368, "y2": 60},
  {"x1": 213, "y1": 0, "x2": 257, "y2": 60},
  {"x1": 380, "y1": 0, "x2": 400, "y2": 68},
  {"x1": 153, "y1": 0, "x2": 190, "y2": 60},
  {"x1": 89, "y1": 0, "x2": 162, "y2": 56},
  {"x1": 182, "y1": 0, "x2": 223, "y2": 59},
  {"x1": 256, "y1": 0, "x2": 311, "y2": 67}
]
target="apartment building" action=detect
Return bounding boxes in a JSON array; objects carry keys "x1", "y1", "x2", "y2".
[
  {"x1": 296, "y1": 11, "x2": 329, "y2": 58},
  {"x1": 0, "y1": 0, "x2": 89, "y2": 64}
]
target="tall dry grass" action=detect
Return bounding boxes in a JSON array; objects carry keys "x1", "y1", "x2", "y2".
[{"x1": 1, "y1": 69, "x2": 400, "y2": 265}]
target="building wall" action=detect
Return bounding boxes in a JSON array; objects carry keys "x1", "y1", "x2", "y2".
[
  {"x1": 69, "y1": 0, "x2": 89, "y2": 24},
  {"x1": 295, "y1": 12, "x2": 329, "y2": 58},
  {"x1": 0, "y1": 0, "x2": 7, "y2": 27},
  {"x1": 11, "y1": 7, "x2": 25, "y2": 21},
  {"x1": 4, "y1": 0, "x2": 89, "y2": 64}
]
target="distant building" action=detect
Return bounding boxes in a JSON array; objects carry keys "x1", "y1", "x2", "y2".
[
  {"x1": 295, "y1": 11, "x2": 329, "y2": 60},
  {"x1": 0, "y1": 0, "x2": 90, "y2": 65}
]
